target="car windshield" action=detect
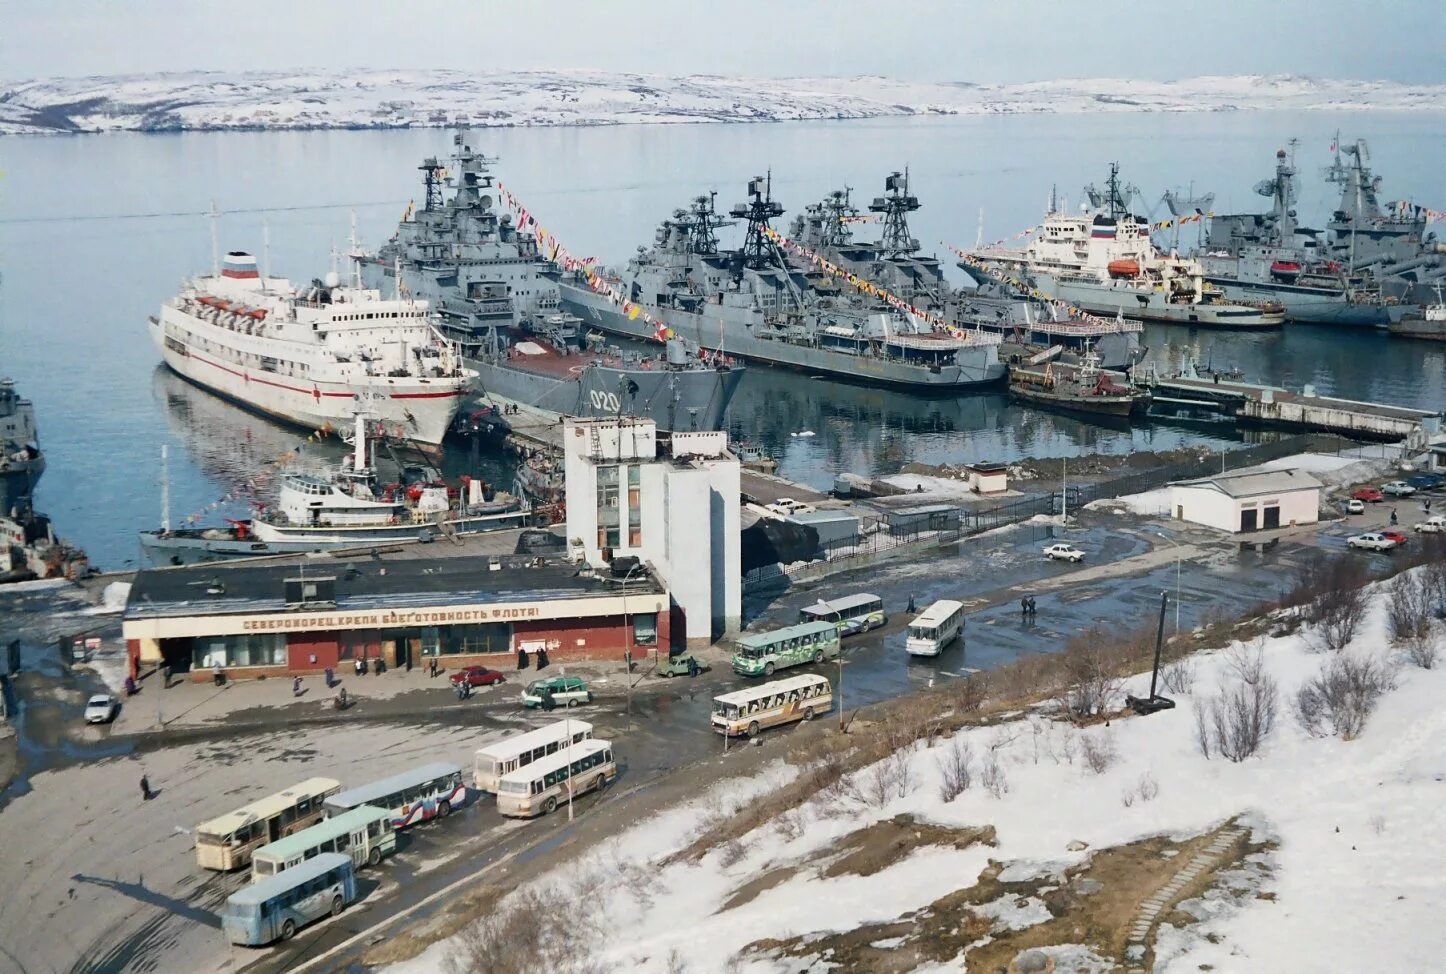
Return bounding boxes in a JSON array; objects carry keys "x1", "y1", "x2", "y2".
[
  {"x1": 526, "y1": 681, "x2": 545, "y2": 694},
  {"x1": 87, "y1": 696, "x2": 109, "y2": 707}
]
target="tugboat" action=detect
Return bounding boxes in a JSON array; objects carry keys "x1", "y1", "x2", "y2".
[
  {"x1": 1389, "y1": 285, "x2": 1446, "y2": 342},
  {"x1": 0, "y1": 378, "x2": 44, "y2": 517},
  {"x1": 1008, "y1": 346, "x2": 1148, "y2": 417},
  {"x1": 139, "y1": 414, "x2": 528, "y2": 565},
  {"x1": 357, "y1": 131, "x2": 742, "y2": 433}
]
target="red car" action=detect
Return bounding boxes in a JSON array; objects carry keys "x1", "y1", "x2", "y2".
[
  {"x1": 449, "y1": 666, "x2": 506, "y2": 688},
  {"x1": 1352, "y1": 487, "x2": 1384, "y2": 503},
  {"x1": 1382, "y1": 529, "x2": 1409, "y2": 546}
]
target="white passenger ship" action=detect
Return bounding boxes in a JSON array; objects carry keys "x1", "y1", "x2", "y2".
[
  {"x1": 149, "y1": 251, "x2": 476, "y2": 447},
  {"x1": 969, "y1": 166, "x2": 1285, "y2": 330}
]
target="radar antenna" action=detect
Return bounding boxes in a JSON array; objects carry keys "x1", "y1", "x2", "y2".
[
  {"x1": 729, "y1": 172, "x2": 785, "y2": 272},
  {"x1": 870, "y1": 169, "x2": 921, "y2": 257}
]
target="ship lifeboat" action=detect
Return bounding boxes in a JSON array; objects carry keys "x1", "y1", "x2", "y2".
[
  {"x1": 405, "y1": 484, "x2": 424, "y2": 502},
  {"x1": 1107, "y1": 259, "x2": 1140, "y2": 279},
  {"x1": 1270, "y1": 260, "x2": 1302, "y2": 282}
]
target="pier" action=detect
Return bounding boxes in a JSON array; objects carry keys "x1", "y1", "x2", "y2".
[{"x1": 1138, "y1": 371, "x2": 1439, "y2": 442}]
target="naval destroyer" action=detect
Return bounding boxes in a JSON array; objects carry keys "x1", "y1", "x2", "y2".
[
  {"x1": 785, "y1": 173, "x2": 1144, "y2": 370},
  {"x1": 557, "y1": 175, "x2": 1005, "y2": 391},
  {"x1": 1193, "y1": 144, "x2": 1403, "y2": 327},
  {"x1": 357, "y1": 132, "x2": 742, "y2": 433},
  {"x1": 0, "y1": 378, "x2": 44, "y2": 516},
  {"x1": 969, "y1": 165, "x2": 1285, "y2": 329}
]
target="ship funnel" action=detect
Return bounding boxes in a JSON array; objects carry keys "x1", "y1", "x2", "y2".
[{"x1": 221, "y1": 251, "x2": 260, "y2": 281}]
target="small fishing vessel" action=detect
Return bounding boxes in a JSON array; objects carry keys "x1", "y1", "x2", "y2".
[
  {"x1": 139, "y1": 415, "x2": 528, "y2": 565},
  {"x1": 1388, "y1": 286, "x2": 1446, "y2": 342},
  {"x1": 1008, "y1": 347, "x2": 1147, "y2": 417}
]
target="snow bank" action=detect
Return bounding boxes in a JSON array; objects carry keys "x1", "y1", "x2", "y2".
[
  {"x1": 1084, "y1": 486, "x2": 1172, "y2": 516},
  {"x1": 878, "y1": 473, "x2": 975, "y2": 498},
  {"x1": 391, "y1": 573, "x2": 1446, "y2": 972}
]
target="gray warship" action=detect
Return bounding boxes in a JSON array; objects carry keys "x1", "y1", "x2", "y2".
[
  {"x1": 0, "y1": 378, "x2": 44, "y2": 516},
  {"x1": 357, "y1": 132, "x2": 742, "y2": 433},
  {"x1": 786, "y1": 174, "x2": 1144, "y2": 370},
  {"x1": 556, "y1": 175, "x2": 1005, "y2": 392},
  {"x1": 1194, "y1": 144, "x2": 1404, "y2": 327}
]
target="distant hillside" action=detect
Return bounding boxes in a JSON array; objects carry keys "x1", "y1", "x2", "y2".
[{"x1": 2, "y1": 71, "x2": 1442, "y2": 135}]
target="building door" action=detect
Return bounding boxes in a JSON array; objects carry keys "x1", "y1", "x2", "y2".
[
  {"x1": 1240, "y1": 508, "x2": 1259, "y2": 532},
  {"x1": 1263, "y1": 506, "x2": 1281, "y2": 529}
]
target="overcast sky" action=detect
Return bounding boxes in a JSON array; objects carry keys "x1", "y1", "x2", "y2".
[{"x1": 4, "y1": 0, "x2": 1443, "y2": 84}]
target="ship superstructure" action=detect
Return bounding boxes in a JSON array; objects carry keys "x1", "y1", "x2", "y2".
[
  {"x1": 0, "y1": 378, "x2": 44, "y2": 516},
  {"x1": 358, "y1": 132, "x2": 742, "y2": 433},
  {"x1": 558, "y1": 175, "x2": 1005, "y2": 391},
  {"x1": 150, "y1": 252, "x2": 475, "y2": 447}
]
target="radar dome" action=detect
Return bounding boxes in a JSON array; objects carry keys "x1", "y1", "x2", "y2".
[{"x1": 324, "y1": 270, "x2": 342, "y2": 288}]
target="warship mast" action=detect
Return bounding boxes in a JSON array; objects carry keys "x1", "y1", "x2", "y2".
[{"x1": 871, "y1": 169, "x2": 921, "y2": 257}]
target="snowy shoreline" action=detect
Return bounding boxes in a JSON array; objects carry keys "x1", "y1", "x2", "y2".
[{"x1": 3, "y1": 71, "x2": 1444, "y2": 136}]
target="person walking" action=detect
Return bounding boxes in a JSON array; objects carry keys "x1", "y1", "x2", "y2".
[
  {"x1": 140, "y1": 774, "x2": 151, "y2": 802},
  {"x1": 428, "y1": 656, "x2": 439, "y2": 679},
  {"x1": 906, "y1": 595, "x2": 917, "y2": 614},
  {"x1": 159, "y1": 662, "x2": 170, "y2": 689},
  {"x1": 1021, "y1": 596, "x2": 1029, "y2": 620},
  {"x1": 1390, "y1": 508, "x2": 1398, "y2": 526},
  {"x1": 292, "y1": 676, "x2": 303, "y2": 697}
]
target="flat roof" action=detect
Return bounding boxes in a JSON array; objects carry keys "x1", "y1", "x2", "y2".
[
  {"x1": 1172, "y1": 466, "x2": 1323, "y2": 500},
  {"x1": 196, "y1": 777, "x2": 341, "y2": 838},
  {"x1": 326, "y1": 762, "x2": 461, "y2": 810},
  {"x1": 476, "y1": 720, "x2": 594, "y2": 761},
  {"x1": 125, "y1": 555, "x2": 663, "y2": 622},
  {"x1": 736, "y1": 620, "x2": 838, "y2": 649},
  {"x1": 801, "y1": 593, "x2": 882, "y2": 616},
  {"x1": 496, "y1": 739, "x2": 611, "y2": 783},
  {"x1": 227, "y1": 853, "x2": 351, "y2": 907},
  {"x1": 713, "y1": 672, "x2": 831, "y2": 706},
  {"x1": 910, "y1": 600, "x2": 965, "y2": 628},
  {"x1": 253, "y1": 805, "x2": 390, "y2": 862}
]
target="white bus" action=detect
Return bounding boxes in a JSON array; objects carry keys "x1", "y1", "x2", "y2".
[
  {"x1": 495, "y1": 739, "x2": 617, "y2": 818},
  {"x1": 711, "y1": 673, "x2": 833, "y2": 738},
  {"x1": 324, "y1": 762, "x2": 466, "y2": 829},
  {"x1": 473, "y1": 720, "x2": 595, "y2": 792},
  {"x1": 905, "y1": 599, "x2": 966, "y2": 657},
  {"x1": 250, "y1": 805, "x2": 397, "y2": 880},
  {"x1": 195, "y1": 777, "x2": 342, "y2": 871}
]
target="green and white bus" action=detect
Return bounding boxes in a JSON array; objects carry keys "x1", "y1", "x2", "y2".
[
  {"x1": 732, "y1": 620, "x2": 840, "y2": 677},
  {"x1": 250, "y1": 805, "x2": 396, "y2": 880},
  {"x1": 800, "y1": 593, "x2": 887, "y2": 636}
]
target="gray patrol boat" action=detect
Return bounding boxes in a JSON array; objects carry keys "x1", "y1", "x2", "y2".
[
  {"x1": 557, "y1": 175, "x2": 1005, "y2": 392},
  {"x1": 357, "y1": 132, "x2": 742, "y2": 433},
  {"x1": 0, "y1": 378, "x2": 44, "y2": 516},
  {"x1": 786, "y1": 173, "x2": 1144, "y2": 370},
  {"x1": 1194, "y1": 144, "x2": 1404, "y2": 328}
]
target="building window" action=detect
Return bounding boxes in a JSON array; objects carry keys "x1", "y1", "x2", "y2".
[
  {"x1": 445, "y1": 623, "x2": 512, "y2": 656},
  {"x1": 627, "y1": 465, "x2": 642, "y2": 547},
  {"x1": 598, "y1": 465, "x2": 621, "y2": 549},
  {"x1": 632, "y1": 613, "x2": 657, "y2": 647},
  {"x1": 192, "y1": 633, "x2": 287, "y2": 669}
]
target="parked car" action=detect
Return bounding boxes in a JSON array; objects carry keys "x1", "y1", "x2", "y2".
[
  {"x1": 83, "y1": 694, "x2": 119, "y2": 724},
  {"x1": 1351, "y1": 487, "x2": 1384, "y2": 503},
  {"x1": 1413, "y1": 516, "x2": 1446, "y2": 534},
  {"x1": 522, "y1": 675, "x2": 592, "y2": 709},
  {"x1": 1043, "y1": 543, "x2": 1085, "y2": 563},
  {"x1": 1381, "y1": 481, "x2": 1417, "y2": 498},
  {"x1": 1382, "y1": 529, "x2": 1409, "y2": 546},
  {"x1": 1347, "y1": 533, "x2": 1397, "y2": 552},
  {"x1": 655, "y1": 653, "x2": 710, "y2": 678},
  {"x1": 1344, "y1": 498, "x2": 1366, "y2": 515},
  {"x1": 1405, "y1": 473, "x2": 1445, "y2": 491},
  {"x1": 449, "y1": 665, "x2": 506, "y2": 688},
  {"x1": 766, "y1": 498, "x2": 816, "y2": 517}
]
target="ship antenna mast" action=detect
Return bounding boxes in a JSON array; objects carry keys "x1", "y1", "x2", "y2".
[
  {"x1": 209, "y1": 200, "x2": 220, "y2": 277},
  {"x1": 261, "y1": 218, "x2": 271, "y2": 292},
  {"x1": 872, "y1": 168, "x2": 920, "y2": 258},
  {"x1": 731, "y1": 171, "x2": 785, "y2": 272},
  {"x1": 349, "y1": 210, "x2": 362, "y2": 289}
]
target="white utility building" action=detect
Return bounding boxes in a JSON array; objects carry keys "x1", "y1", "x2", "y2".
[
  {"x1": 563, "y1": 417, "x2": 741, "y2": 642},
  {"x1": 1168, "y1": 466, "x2": 1322, "y2": 534}
]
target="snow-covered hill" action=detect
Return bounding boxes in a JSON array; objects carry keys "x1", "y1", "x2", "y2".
[{"x1": 2, "y1": 71, "x2": 1442, "y2": 135}]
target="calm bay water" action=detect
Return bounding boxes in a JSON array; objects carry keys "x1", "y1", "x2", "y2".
[{"x1": 1, "y1": 111, "x2": 1443, "y2": 567}]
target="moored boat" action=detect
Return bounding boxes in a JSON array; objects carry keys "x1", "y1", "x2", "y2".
[{"x1": 1008, "y1": 347, "x2": 1147, "y2": 417}]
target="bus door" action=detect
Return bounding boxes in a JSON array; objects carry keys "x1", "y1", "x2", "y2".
[{"x1": 268, "y1": 817, "x2": 282, "y2": 843}]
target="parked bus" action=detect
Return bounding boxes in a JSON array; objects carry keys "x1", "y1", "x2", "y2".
[
  {"x1": 222, "y1": 852, "x2": 357, "y2": 946},
  {"x1": 905, "y1": 599, "x2": 966, "y2": 657},
  {"x1": 732, "y1": 620, "x2": 840, "y2": 677},
  {"x1": 711, "y1": 673, "x2": 833, "y2": 738},
  {"x1": 799, "y1": 593, "x2": 886, "y2": 636},
  {"x1": 195, "y1": 777, "x2": 342, "y2": 871},
  {"x1": 251, "y1": 805, "x2": 396, "y2": 880},
  {"x1": 473, "y1": 720, "x2": 595, "y2": 792},
  {"x1": 495, "y1": 739, "x2": 617, "y2": 818},
  {"x1": 324, "y1": 762, "x2": 465, "y2": 829}
]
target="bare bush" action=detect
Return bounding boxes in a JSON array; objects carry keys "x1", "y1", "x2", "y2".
[
  {"x1": 1201, "y1": 667, "x2": 1279, "y2": 763},
  {"x1": 1223, "y1": 640, "x2": 1268, "y2": 685},
  {"x1": 448, "y1": 887, "x2": 606, "y2": 974},
  {"x1": 1369, "y1": 815, "x2": 1386, "y2": 836},
  {"x1": 1404, "y1": 634, "x2": 1441, "y2": 670},
  {"x1": 1386, "y1": 572, "x2": 1439, "y2": 669},
  {"x1": 716, "y1": 838, "x2": 746, "y2": 869},
  {"x1": 665, "y1": 949, "x2": 688, "y2": 974},
  {"x1": 1120, "y1": 773, "x2": 1159, "y2": 808},
  {"x1": 1424, "y1": 561, "x2": 1446, "y2": 618},
  {"x1": 1160, "y1": 657, "x2": 1197, "y2": 695},
  {"x1": 1080, "y1": 731, "x2": 1117, "y2": 775},
  {"x1": 772, "y1": 807, "x2": 806, "y2": 842},
  {"x1": 936, "y1": 736, "x2": 974, "y2": 802},
  {"x1": 981, "y1": 753, "x2": 1009, "y2": 799},
  {"x1": 1056, "y1": 630, "x2": 1125, "y2": 720},
  {"x1": 860, "y1": 748, "x2": 915, "y2": 807},
  {"x1": 1294, "y1": 653, "x2": 1397, "y2": 740},
  {"x1": 1193, "y1": 703, "x2": 1213, "y2": 759},
  {"x1": 1310, "y1": 558, "x2": 1370, "y2": 652}
]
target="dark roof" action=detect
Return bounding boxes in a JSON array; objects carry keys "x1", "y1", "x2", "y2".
[{"x1": 124, "y1": 554, "x2": 661, "y2": 621}]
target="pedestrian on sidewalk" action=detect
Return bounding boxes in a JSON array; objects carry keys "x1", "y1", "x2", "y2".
[
  {"x1": 1021, "y1": 596, "x2": 1029, "y2": 620},
  {"x1": 906, "y1": 595, "x2": 916, "y2": 614},
  {"x1": 159, "y1": 662, "x2": 170, "y2": 689},
  {"x1": 517, "y1": 647, "x2": 529, "y2": 670},
  {"x1": 428, "y1": 656, "x2": 439, "y2": 679},
  {"x1": 1390, "y1": 508, "x2": 1398, "y2": 526},
  {"x1": 354, "y1": 657, "x2": 364, "y2": 677},
  {"x1": 292, "y1": 676, "x2": 303, "y2": 697},
  {"x1": 140, "y1": 774, "x2": 151, "y2": 802}
]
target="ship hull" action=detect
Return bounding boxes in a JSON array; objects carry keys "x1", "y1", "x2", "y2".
[
  {"x1": 1203, "y1": 278, "x2": 1401, "y2": 328},
  {"x1": 466, "y1": 356, "x2": 743, "y2": 432},
  {"x1": 0, "y1": 459, "x2": 44, "y2": 516},
  {"x1": 1008, "y1": 384, "x2": 1141, "y2": 417},
  {"x1": 1031, "y1": 279, "x2": 1284, "y2": 329},
  {"x1": 1388, "y1": 315, "x2": 1446, "y2": 342},
  {"x1": 561, "y1": 285, "x2": 1006, "y2": 391},
  {"x1": 148, "y1": 315, "x2": 468, "y2": 446}
]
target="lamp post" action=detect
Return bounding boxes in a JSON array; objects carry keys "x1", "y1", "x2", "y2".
[
  {"x1": 620, "y1": 563, "x2": 646, "y2": 732},
  {"x1": 823, "y1": 605, "x2": 846, "y2": 733},
  {"x1": 1155, "y1": 532, "x2": 1183, "y2": 635}
]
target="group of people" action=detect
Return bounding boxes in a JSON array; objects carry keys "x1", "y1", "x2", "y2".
[{"x1": 352, "y1": 656, "x2": 385, "y2": 676}]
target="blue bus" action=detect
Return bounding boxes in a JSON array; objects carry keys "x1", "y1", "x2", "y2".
[{"x1": 222, "y1": 852, "x2": 357, "y2": 946}]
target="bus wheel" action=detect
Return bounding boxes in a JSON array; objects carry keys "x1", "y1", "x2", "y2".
[
  {"x1": 330, "y1": 895, "x2": 344, "y2": 917},
  {"x1": 803, "y1": 706, "x2": 815, "y2": 720},
  {"x1": 438, "y1": 800, "x2": 452, "y2": 819},
  {"x1": 542, "y1": 796, "x2": 557, "y2": 815},
  {"x1": 592, "y1": 775, "x2": 606, "y2": 794},
  {"x1": 763, "y1": 662, "x2": 775, "y2": 677},
  {"x1": 281, "y1": 919, "x2": 296, "y2": 941},
  {"x1": 812, "y1": 650, "x2": 823, "y2": 664},
  {"x1": 367, "y1": 847, "x2": 381, "y2": 867},
  {"x1": 747, "y1": 721, "x2": 760, "y2": 738}
]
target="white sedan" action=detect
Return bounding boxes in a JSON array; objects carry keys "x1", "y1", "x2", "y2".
[
  {"x1": 1414, "y1": 516, "x2": 1446, "y2": 534},
  {"x1": 1043, "y1": 543, "x2": 1085, "y2": 563},
  {"x1": 1347, "y1": 533, "x2": 1397, "y2": 552},
  {"x1": 1344, "y1": 498, "x2": 1365, "y2": 515},
  {"x1": 1382, "y1": 481, "x2": 1417, "y2": 497},
  {"x1": 83, "y1": 694, "x2": 119, "y2": 724},
  {"x1": 767, "y1": 498, "x2": 817, "y2": 517}
]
